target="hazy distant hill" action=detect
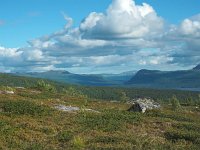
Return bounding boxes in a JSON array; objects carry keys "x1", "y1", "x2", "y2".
[
  {"x1": 127, "y1": 65, "x2": 200, "y2": 89},
  {"x1": 98, "y1": 70, "x2": 136, "y2": 84},
  {"x1": 11, "y1": 64, "x2": 200, "y2": 90},
  {"x1": 15, "y1": 70, "x2": 136, "y2": 86}
]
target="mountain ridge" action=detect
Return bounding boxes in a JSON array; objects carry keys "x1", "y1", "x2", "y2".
[
  {"x1": 15, "y1": 70, "x2": 136, "y2": 86},
  {"x1": 193, "y1": 64, "x2": 200, "y2": 70},
  {"x1": 12, "y1": 64, "x2": 200, "y2": 89},
  {"x1": 127, "y1": 64, "x2": 200, "y2": 88}
]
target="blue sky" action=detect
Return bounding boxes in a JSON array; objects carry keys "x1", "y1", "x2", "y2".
[
  {"x1": 0, "y1": 0, "x2": 200, "y2": 47},
  {"x1": 0, "y1": 0, "x2": 200, "y2": 73}
]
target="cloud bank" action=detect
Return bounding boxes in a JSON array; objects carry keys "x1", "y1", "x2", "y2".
[{"x1": 0, "y1": 0, "x2": 200, "y2": 73}]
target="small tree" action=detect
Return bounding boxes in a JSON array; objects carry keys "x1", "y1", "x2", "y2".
[
  {"x1": 186, "y1": 97, "x2": 194, "y2": 106},
  {"x1": 198, "y1": 95, "x2": 200, "y2": 106},
  {"x1": 36, "y1": 80, "x2": 56, "y2": 93},
  {"x1": 120, "y1": 92, "x2": 129, "y2": 103},
  {"x1": 170, "y1": 95, "x2": 181, "y2": 111}
]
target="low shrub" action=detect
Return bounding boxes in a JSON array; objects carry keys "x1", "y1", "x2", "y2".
[
  {"x1": 173, "y1": 122, "x2": 200, "y2": 132},
  {"x1": 165, "y1": 129, "x2": 200, "y2": 144},
  {"x1": 77, "y1": 110, "x2": 141, "y2": 132},
  {"x1": 92, "y1": 135, "x2": 122, "y2": 144},
  {"x1": 57, "y1": 131, "x2": 73, "y2": 142},
  {"x1": 72, "y1": 136, "x2": 85, "y2": 150},
  {"x1": 24, "y1": 143, "x2": 44, "y2": 150},
  {"x1": 1, "y1": 100, "x2": 52, "y2": 116},
  {"x1": 146, "y1": 109, "x2": 193, "y2": 122},
  {"x1": 0, "y1": 86, "x2": 15, "y2": 91}
]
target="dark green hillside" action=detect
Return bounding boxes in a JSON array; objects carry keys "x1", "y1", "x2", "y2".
[
  {"x1": 0, "y1": 73, "x2": 69, "y2": 88},
  {"x1": 0, "y1": 73, "x2": 43, "y2": 87},
  {"x1": 127, "y1": 69, "x2": 200, "y2": 89},
  {"x1": 78, "y1": 86, "x2": 200, "y2": 104},
  {"x1": 0, "y1": 73, "x2": 200, "y2": 103}
]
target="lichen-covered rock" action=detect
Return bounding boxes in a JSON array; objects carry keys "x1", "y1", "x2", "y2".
[
  {"x1": 54, "y1": 105, "x2": 100, "y2": 113},
  {"x1": 128, "y1": 98, "x2": 161, "y2": 113}
]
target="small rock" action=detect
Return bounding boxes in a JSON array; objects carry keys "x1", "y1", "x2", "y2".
[
  {"x1": 30, "y1": 90, "x2": 41, "y2": 94},
  {"x1": 55, "y1": 105, "x2": 80, "y2": 112},
  {"x1": 5, "y1": 91, "x2": 15, "y2": 94},
  {"x1": 110, "y1": 100, "x2": 119, "y2": 103},
  {"x1": 85, "y1": 109, "x2": 100, "y2": 113},
  {"x1": 15, "y1": 87, "x2": 25, "y2": 89}
]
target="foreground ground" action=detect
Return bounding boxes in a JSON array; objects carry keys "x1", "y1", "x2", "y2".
[{"x1": 0, "y1": 87, "x2": 200, "y2": 150}]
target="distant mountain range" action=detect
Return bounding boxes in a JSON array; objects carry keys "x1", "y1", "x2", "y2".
[
  {"x1": 127, "y1": 64, "x2": 200, "y2": 89},
  {"x1": 15, "y1": 70, "x2": 136, "y2": 86},
  {"x1": 13, "y1": 64, "x2": 200, "y2": 90}
]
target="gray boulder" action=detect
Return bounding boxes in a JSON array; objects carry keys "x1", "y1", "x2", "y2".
[{"x1": 128, "y1": 98, "x2": 161, "y2": 113}]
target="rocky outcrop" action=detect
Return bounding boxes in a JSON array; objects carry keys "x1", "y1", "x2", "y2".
[{"x1": 128, "y1": 98, "x2": 161, "y2": 113}]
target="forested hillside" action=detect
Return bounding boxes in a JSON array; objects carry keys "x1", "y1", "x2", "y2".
[
  {"x1": 0, "y1": 73, "x2": 199, "y2": 104},
  {"x1": 127, "y1": 66, "x2": 200, "y2": 89}
]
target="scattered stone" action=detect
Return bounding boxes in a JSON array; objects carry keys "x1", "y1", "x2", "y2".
[
  {"x1": 15, "y1": 87, "x2": 25, "y2": 89},
  {"x1": 30, "y1": 90, "x2": 42, "y2": 94},
  {"x1": 54, "y1": 105, "x2": 100, "y2": 113},
  {"x1": 0, "y1": 90, "x2": 15, "y2": 94},
  {"x1": 5, "y1": 91, "x2": 15, "y2": 94},
  {"x1": 128, "y1": 98, "x2": 161, "y2": 113},
  {"x1": 55, "y1": 105, "x2": 80, "y2": 112},
  {"x1": 84, "y1": 109, "x2": 100, "y2": 113},
  {"x1": 110, "y1": 100, "x2": 119, "y2": 103}
]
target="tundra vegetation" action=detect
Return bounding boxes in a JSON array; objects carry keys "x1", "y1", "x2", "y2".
[{"x1": 0, "y1": 76, "x2": 199, "y2": 149}]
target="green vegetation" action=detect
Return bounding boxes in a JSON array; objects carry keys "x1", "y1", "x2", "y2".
[
  {"x1": 36, "y1": 80, "x2": 57, "y2": 93},
  {"x1": 57, "y1": 131, "x2": 73, "y2": 142},
  {"x1": 77, "y1": 86, "x2": 200, "y2": 105},
  {"x1": 0, "y1": 73, "x2": 200, "y2": 104},
  {"x1": 0, "y1": 86, "x2": 199, "y2": 149},
  {"x1": 1, "y1": 100, "x2": 52, "y2": 116},
  {"x1": 119, "y1": 91, "x2": 130, "y2": 103},
  {"x1": 77, "y1": 110, "x2": 141, "y2": 132},
  {"x1": 0, "y1": 74, "x2": 200, "y2": 149},
  {"x1": 170, "y1": 95, "x2": 181, "y2": 111},
  {"x1": 127, "y1": 69, "x2": 200, "y2": 89},
  {"x1": 72, "y1": 136, "x2": 85, "y2": 150}
]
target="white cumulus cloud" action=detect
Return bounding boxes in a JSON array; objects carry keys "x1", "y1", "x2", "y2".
[
  {"x1": 0, "y1": 0, "x2": 200, "y2": 73},
  {"x1": 80, "y1": 0, "x2": 164, "y2": 39}
]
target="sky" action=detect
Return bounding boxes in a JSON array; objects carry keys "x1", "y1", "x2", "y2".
[{"x1": 0, "y1": 0, "x2": 200, "y2": 73}]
